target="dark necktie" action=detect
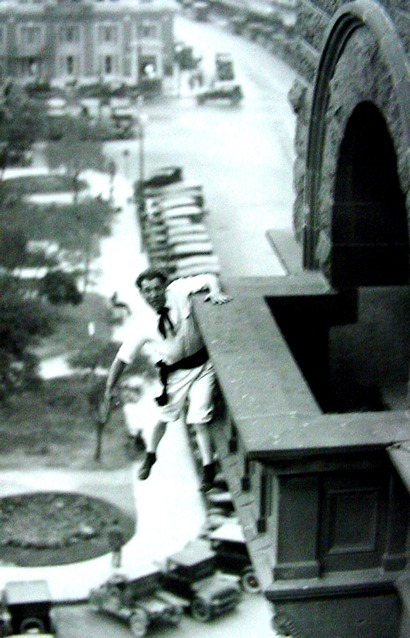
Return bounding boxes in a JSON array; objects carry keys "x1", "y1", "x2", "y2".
[{"x1": 157, "y1": 306, "x2": 175, "y2": 338}]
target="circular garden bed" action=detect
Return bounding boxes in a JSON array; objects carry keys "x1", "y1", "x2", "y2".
[{"x1": 0, "y1": 491, "x2": 135, "y2": 567}]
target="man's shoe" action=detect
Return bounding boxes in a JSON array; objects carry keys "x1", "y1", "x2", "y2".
[
  {"x1": 199, "y1": 462, "x2": 216, "y2": 493},
  {"x1": 138, "y1": 452, "x2": 156, "y2": 480}
]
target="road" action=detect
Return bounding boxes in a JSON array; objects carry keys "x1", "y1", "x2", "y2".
[
  {"x1": 24, "y1": 13, "x2": 297, "y2": 637},
  {"x1": 54, "y1": 593, "x2": 274, "y2": 637},
  {"x1": 105, "y1": 12, "x2": 297, "y2": 280}
]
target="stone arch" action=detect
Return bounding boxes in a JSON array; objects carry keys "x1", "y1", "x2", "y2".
[
  {"x1": 332, "y1": 100, "x2": 408, "y2": 287},
  {"x1": 304, "y1": 0, "x2": 410, "y2": 287}
]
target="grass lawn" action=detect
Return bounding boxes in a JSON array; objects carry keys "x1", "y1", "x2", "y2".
[
  {"x1": 1, "y1": 174, "x2": 88, "y2": 195},
  {"x1": 35, "y1": 291, "x2": 112, "y2": 358},
  {"x1": 0, "y1": 167, "x2": 145, "y2": 471},
  {"x1": 0, "y1": 156, "x2": 142, "y2": 566},
  {"x1": 0, "y1": 374, "x2": 133, "y2": 471}
]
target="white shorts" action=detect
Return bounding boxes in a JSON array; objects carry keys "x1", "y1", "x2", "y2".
[{"x1": 159, "y1": 359, "x2": 216, "y2": 425}]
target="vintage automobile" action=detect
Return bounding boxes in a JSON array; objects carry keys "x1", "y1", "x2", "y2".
[
  {"x1": 209, "y1": 522, "x2": 260, "y2": 594},
  {"x1": 196, "y1": 81, "x2": 243, "y2": 106},
  {"x1": 144, "y1": 182, "x2": 203, "y2": 201},
  {"x1": 159, "y1": 539, "x2": 242, "y2": 622},
  {"x1": 215, "y1": 53, "x2": 235, "y2": 81},
  {"x1": 89, "y1": 569, "x2": 186, "y2": 637},
  {"x1": 142, "y1": 166, "x2": 183, "y2": 189},
  {"x1": 0, "y1": 580, "x2": 57, "y2": 636},
  {"x1": 146, "y1": 192, "x2": 204, "y2": 213}
]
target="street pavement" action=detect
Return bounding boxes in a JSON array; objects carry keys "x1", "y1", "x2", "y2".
[
  {"x1": 0, "y1": 15, "x2": 297, "y2": 635},
  {"x1": 0, "y1": 164, "x2": 280, "y2": 636}
]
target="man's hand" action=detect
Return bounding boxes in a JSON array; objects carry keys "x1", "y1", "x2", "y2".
[{"x1": 204, "y1": 290, "x2": 232, "y2": 304}]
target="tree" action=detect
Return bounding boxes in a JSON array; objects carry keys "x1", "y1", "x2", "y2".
[
  {"x1": 0, "y1": 276, "x2": 55, "y2": 403},
  {"x1": 44, "y1": 116, "x2": 108, "y2": 293},
  {"x1": 39, "y1": 270, "x2": 83, "y2": 306},
  {"x1": 0, "y1": 228, "x2": 27, "y2": 271},
  {"x1": 0, "y1": 87, "x2": 46, "y2": 171},
  {"x1": 69, "y1": 339, "x2": 121, "y2": 462},
  {"x1": 45, "y1": 115, "x2": 106, "y2": 182},
  {"x1": 68, "y1": 339, "x2": 155, "y2": 461}
]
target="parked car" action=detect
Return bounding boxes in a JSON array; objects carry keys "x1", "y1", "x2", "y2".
[
  {"x1": 144, "y1": 182, "x2": 203, "y2": 201},
  {"x1": 89, "y1": 569, "x2": 186, "y2": 637},
  {"x1": 199, "y1": 508, "x2": 238, "y2": 538},
  {"x1": 142, "y1": 166, "x2": 183, "y2": 189},
  {"x1": 215, "y1": 53, "x2": 235, "y2": 81},
  {"x1": 159, "y1": 539, "x2": 241, "y2": 622},
  {"x1": 196, "y1": 82, "x2": 243, "y2": 106},
  {"x1": 158, "y1": 205, "x2": 205, "y2": 222},
  {"x1": 146, "y1": 193, "x2": 204, "y2": 213},
  {"x1": 209, "y1": 522, "x2": 260, "y2": 594},
  {"x1": 0, "y1": 580, "x2": 57, "y2": 636}
]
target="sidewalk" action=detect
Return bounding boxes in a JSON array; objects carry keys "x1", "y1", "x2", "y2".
[{"x1": 0, "y1": 166, "x2": 207, "y2": 602}]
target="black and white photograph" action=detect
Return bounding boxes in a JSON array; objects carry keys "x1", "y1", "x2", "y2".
[{"x1": 0, "y1": 1, "x2": 408, "y2": 637}]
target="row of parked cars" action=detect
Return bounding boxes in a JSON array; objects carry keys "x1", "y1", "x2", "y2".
[
  {"x1": 139, "y1": 166, "x2": 221, "y2": 280},
  {"x1": 0, "y1": 168, "x2": 257, "y2": 638},
  {"x1": 89, "y1": 538, "x2": 243, "y2": 636},
  {"x1": 0, "y1": 516, "x2": 258, "y2": 638},
  {"x1": 0, "y1": 523, "x2": 258, "y2": 637}
]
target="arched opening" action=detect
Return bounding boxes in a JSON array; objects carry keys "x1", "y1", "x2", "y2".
[{"x1": 332, "y1": 101, "x2": 408, "y2": 288}]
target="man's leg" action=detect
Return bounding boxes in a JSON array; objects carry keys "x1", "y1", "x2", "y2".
[
  {"x1": 193, "y1": 422, "x2": 213, "y2": 465},
  {"x1": 186, "y1": 362, "x2": 217, "y2": 492},
  {"x1": 193, "y1": 422, "x2": 216, "y2": 492},
  {"x1": 138, "y1": 420, "x2": 167, "y2": 480}
]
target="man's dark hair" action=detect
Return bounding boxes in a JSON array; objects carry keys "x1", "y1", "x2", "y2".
[{"x1": 135, "y1": 267, "x2": 168, "y2": 290}]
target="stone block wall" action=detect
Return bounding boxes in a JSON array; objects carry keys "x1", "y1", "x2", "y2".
[{"x1": 287, "y1": 0, "x2": 410, "y2": 248}]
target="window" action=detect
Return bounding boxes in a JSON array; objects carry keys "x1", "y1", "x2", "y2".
[
  {"x1": 104, "y1": 55, "x2": 112, "y2": 74},
  {"x1": 20, "y1": 26, "x2": 41, "y2": 46},
  {"x1": 137, "y1": 23, "x2": 157, "y2": 39},
  {"x1": 140, "y1": 56, "x2": 157, "y2": 78},
  {"x1": 59, "y1": 26, "x2": 80, "y2": 42},
  {"x1": 123, "y1": 55, "x2": 131, "y2": 77},
  {"x1": 66, "y1": 55, "x2": 74, "y2": 75},
  {"x1": 98, "y1": 24, "x2": 118, "y2": 43}
]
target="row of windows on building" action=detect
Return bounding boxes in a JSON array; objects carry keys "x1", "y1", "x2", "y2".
[
  {"x1": 0, "y1": 21, "x2": 159, "y2": 47},
  {"x1": 13, "y1": 51, "x2": 158, "y2": 77}
]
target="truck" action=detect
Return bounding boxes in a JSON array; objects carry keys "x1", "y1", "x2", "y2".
[
  {"x1": 0, "y1": 580, "x2": 58, "y2": 636},
  {"x1": 196, "y1": 53, "x2": 242, "y2": 105},
  {"x1": 159, "y1": 539, "x2": 242, "y2": 622},
  {"x1": 89, "y1": 568, "x2": 186, "y2": 637},
  {"x1": 209, "y1": 522, "x2": 260, "y2": 594}
]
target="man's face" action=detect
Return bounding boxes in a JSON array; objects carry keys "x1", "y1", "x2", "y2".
[{"x1": 139, "y1": 277, "x2": 167, "y2": 312}]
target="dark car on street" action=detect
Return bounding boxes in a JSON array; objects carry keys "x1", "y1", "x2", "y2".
[
  {"x1": 209, "y1": 522, "x2": 260, "y2": 594},
  {"x1": 0, "y1": 580, "x2": 57, "y2": 636},
  {"x1": 142, "y1": 166, "x2": 183, "y2": 189},
  {"x1": 196, "y1": 82, "x2": 243, "y2": 105},
  {"x1": 89, "y1": 569, "x2": 186, "y2": 637},
  {"x1": 160, "y1": 540, "x2": 241, "y2": 622}
]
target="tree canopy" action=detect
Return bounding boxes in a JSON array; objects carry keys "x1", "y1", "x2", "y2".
[{"x1": 0, "y1": 276, "x2": 55, "y2": 402}]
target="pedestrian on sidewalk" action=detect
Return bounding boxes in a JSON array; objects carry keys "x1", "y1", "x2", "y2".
[
  {"x1": 99, "y1": 268, "x2": 232, "y2": 492},
  {"x1": 108, "y1": 518, "x2": 124, "y2": 569}
]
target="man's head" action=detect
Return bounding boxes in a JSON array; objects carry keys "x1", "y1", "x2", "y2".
[{"x1": 135, "y1": 268, "x2": 168, "y2": 312}]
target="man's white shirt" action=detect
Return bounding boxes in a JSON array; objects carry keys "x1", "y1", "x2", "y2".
[{"x1": 117, "y1": 275, "x2": 212, "y2": 366}]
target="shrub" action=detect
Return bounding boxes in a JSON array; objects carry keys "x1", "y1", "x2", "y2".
[{"x1": 40, "y1": 270, "x2": 83, "y2": 306}]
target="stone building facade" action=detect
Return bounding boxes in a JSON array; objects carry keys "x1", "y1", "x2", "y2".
[
  {"x1": 0, "y1": 0, "x2": 177, "y2": 88},
  {"x1": 288, "y1": 0, "x2": 409, "y2": 281},
  {"x1": 194, "y1": 1, "x2": 409, "y2": 636}
]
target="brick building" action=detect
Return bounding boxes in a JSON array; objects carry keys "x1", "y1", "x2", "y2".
[
  {"x1": 194, "y1": 1, "x2": 410, "y2": 636},
  {"x1": 0, "y1": 0, "x2": 177, "y2": 89}
]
